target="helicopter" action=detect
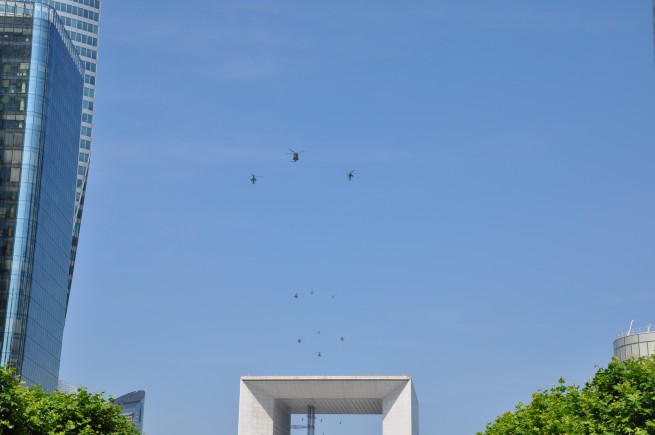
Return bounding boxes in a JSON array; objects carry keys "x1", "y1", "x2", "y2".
[
  {"x1": 346, "y1": 170, "x2": 357, "y2": 181},
  {"x1": 340, "y1": 336, "x2": 345, "y2": 342},
  {"x1": 297, "y1": 338, "x2": 302, "y2": 344},
  {"x1": 250, "y1": 174, "x2": 261, "y2": 184},
  {"x1": 287, "y1": 149, "x2": 305, "y2": 162}
]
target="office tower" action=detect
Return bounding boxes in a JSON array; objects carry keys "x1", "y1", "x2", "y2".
[
  {"x1": 114, "y1": 390, "x2": 146, "y2": 433},
  {"x1": 0, "y1": 1, "x2": 84, "y2": 389},
  {"x1": 0, "y1": 0, "x2": 101, "y2": 389},
  {"x1": 35, "y1": 0, "x2": 101, "y2": 300},
  {"x1": 613, "y1": 322, "x2": 655, "y2": 361}
]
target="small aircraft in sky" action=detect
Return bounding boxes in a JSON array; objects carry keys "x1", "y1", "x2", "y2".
[
  {"x1": 294, "y1": 293, "x2": 299, "y2": 299},
  {"x1": 287, "y1": 149, "x2": 305, "y2": 162},
  {"x1": 346, "y1": 170, "x2": 357, "y2": 181},
  {"x1": 250, "y1": 174, "x2": 261, "y2": 184},
  {"x1": 297, "y1": 338, "x2": 302, "y2": 344},
  {"x1": 317, "y1": 351, "x2": 323, "y2": 357},
  {"x1": 340, "y1": 336, "x2": 345, "y2": 342}
]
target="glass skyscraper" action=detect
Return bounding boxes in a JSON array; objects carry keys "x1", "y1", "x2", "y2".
[
  {"x1": 0, "y1": 0, "x2": 84, "y2": 389},
  {"x1": 0, "y1": 0, "x2": 100, "y2": 391},
  {"x1": 36, "y1": 0, "x2": 101, "y2": 302}
]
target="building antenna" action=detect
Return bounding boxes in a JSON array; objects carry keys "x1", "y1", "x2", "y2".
[{"x1": 628, "y1": 319, "x2": 634, "y2": 337}]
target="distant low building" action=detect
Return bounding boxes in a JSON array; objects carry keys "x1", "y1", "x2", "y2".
[
  {"x1": 114, "y1": 390, "x2": 146, "y2": 433},
  {"x1": 56, "y1": 379, "x2": 78, "y2": 394},
  {"x1": 57, "y1": 382, "x2": 145, "y2": 433},
  {"x1": 613, "y1": 322, "x2": 655, "y2": 361}
]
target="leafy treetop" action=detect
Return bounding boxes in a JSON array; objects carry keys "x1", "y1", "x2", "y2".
[
  {"x1": 480, "y1": 355, "x2": 655, "y2": 435},
  {"x1": 0, "y1": 366, "x2": 140, "y2": 435}
]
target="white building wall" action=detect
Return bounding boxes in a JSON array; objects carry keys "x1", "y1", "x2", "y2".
[
  {"x1": 411, "y1": 384, "x2": 419, "y2": 435},
  {"x1": 238, "y1": 381, "x2": 291, "y2": 435},
  {"x1": 614, "y1": 331, "x2": 655, "y2": 361},
  {"x1": 383, "y1": 381, "x2": 417, "y2": 435},
  {"x1": 238, "y1": 381, "x2": 275, "y2": 435},
  {"x1": 272, "y1": 401, "x2": 290, "y2": 435}
]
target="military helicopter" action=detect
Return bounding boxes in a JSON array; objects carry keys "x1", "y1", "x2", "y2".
[
  {"x1": 287, "y1": 149, "x2": 305, "y2": 162},
  {"x1": 250, "y1": 174, "x2": 261, "y2": 184},
  {"x1": 346, "y1": 170, "x2": 357, "y2": 181}
]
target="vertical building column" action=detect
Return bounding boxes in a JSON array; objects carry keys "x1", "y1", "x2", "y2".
[
  {"x1": 238, "y1": 381, "x2": 290, "y2": 435},
  {"x1": 383, "y1": 380, "x2": 419, "y2": 435}
]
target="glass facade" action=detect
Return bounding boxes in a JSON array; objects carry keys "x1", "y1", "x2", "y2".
[
  {"x1": 0, "y1": 1, "x2": 83, "y2": 390},
  {"x1": 34, "y1": 0, "x2": 101, "y2": 301},
  {"x1": 114, "y1": 390, "x2": 146, "y2": 433}
]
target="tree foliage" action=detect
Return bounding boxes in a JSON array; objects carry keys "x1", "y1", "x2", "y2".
[
  {"x1": 0, "y1": 366, "x2": 139, "y2": 435},
  {"x1": 480, "y1": 356, "x2": 655, "y2": 434}
]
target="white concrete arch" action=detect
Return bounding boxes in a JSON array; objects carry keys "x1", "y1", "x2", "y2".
[{"x1": 238, "y1": 376, "x2": 418, "y2": 435}]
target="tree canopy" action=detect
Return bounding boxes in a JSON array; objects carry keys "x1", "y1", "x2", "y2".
[
  {"x1": 0, "y1": 367, "x2": 139, "y2": 435},
  {"x1": 480, "y1": 356, "x2": 655, "y2": 434}
]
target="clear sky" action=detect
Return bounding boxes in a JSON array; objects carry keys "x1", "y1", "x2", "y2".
[{"x1": 58, "y1": 1, "x2": 655, "y2": 434}]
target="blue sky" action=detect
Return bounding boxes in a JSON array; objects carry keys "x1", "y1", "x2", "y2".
[{"x1": 59, "y1": 1, "x2": 655, "y2": 434}]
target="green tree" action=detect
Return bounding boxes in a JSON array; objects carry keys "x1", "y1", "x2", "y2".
[
  {"x1": 480, "y1": 356, "x2": 655, "y2": 434},
  {"x1": 0, "y1": 366, "x2": 139, "y2": 435}
]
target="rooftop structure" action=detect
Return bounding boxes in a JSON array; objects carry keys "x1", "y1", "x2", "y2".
[
  {"x1": 238, "y1": 376, "x2": 419, "y2": 435},
  {"x1": 613, "y1": 322, "x2": 655, "y2": 361}
]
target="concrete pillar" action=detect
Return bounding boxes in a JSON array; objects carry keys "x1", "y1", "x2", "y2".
[
  {"x1": 237, "y1": 381, "x2": 290, "y2": 435},
  {"x1": 383, "y1": 380, "x2": 419, "y2": 435}
]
